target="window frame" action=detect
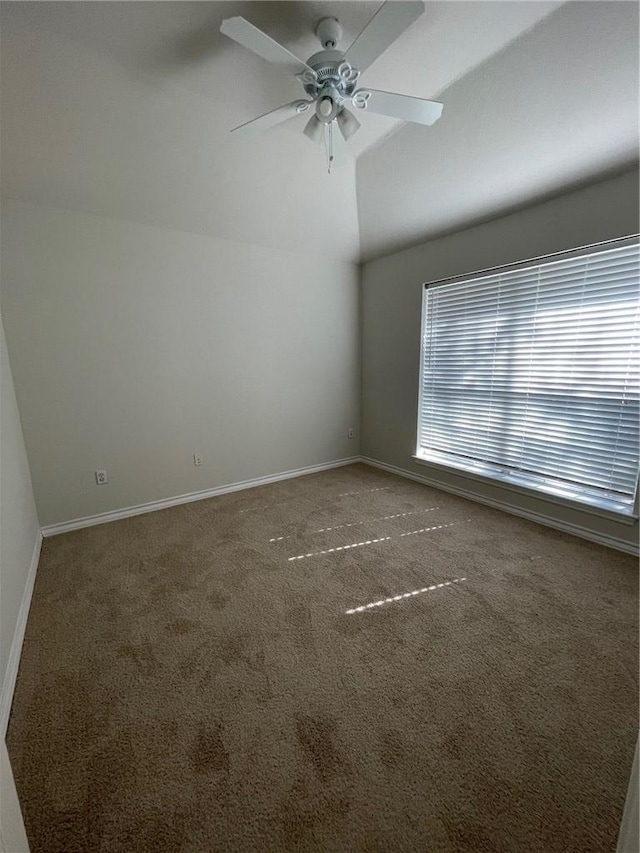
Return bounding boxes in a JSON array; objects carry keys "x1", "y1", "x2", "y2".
[{"x1": 414, "y1": 234, "x2": 640, "y2": 523}]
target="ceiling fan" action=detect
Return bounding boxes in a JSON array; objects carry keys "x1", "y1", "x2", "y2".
[{"x1": 220, "y1": 0, "x2": 443, "y2": 171}]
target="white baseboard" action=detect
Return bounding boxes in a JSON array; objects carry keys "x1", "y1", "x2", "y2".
[
  {"x1": 2, "y1": 454, "x2": 634, "y2": 739},
  {"x1": 41, "y1": 457, "x2": 362, "y2": 537},
  {"x1": 0, "y1": 530, "x2": 42, "y2": 739},
  {"x1": 41, "y1": 453, "x2": 637, "y2": 553},
  {"x1": 361, "y1": 456, "x2": 639, "y2": 556}
]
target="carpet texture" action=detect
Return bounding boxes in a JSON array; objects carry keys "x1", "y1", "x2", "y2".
[{"x1": 7, "y1": 463, "x2": 639, "y2": 852}]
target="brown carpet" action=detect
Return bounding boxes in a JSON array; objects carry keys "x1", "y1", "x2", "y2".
[{"x1": 7, "y1": 463, "x2": 638, "y2": 852}]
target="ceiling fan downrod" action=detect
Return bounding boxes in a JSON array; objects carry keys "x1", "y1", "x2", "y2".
[{"x1": 316, "y1": 17, "x2": 342, "y2": 50}]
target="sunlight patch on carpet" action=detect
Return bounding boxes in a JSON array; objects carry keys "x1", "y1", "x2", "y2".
[{"x1": 345, "y1": 578, "x2": 467, "y2": 614}]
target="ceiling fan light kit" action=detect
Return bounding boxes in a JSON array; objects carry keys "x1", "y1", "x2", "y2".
[{"x1": 220, "y1": 1, "x2": 443, "y2": 172}]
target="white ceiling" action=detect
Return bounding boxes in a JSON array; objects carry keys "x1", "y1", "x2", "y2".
[{"x1": 1, "y1": 2, "x2": 635, "y2": 263}]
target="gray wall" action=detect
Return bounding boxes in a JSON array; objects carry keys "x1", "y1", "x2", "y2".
[
  {"x1": 0, "y1": 201, "x2": 360, "y2": 527},
  {"x1": 0, "y1": 740, "x2": 29, "y2": 852},
  {"x1": 0, "y1": 312, "x2": 39, "y2": 698},
  {"x1": 361, "y1": 168, "x2": 639, "y2": 551},
  {"x1": 1, "y1": 309, "x2": 39, "y2": 850}
]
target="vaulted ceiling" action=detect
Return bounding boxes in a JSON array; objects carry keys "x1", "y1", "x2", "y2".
[{"x1": 1, "y1": 2, "x2": 637, "y2": 263}]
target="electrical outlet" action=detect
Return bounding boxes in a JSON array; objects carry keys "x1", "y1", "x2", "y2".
[
  {"x1": 95, "y1": 469, "x2": 108, "y2": 485},
  {"x1": 193, "y1": 453, "x2": 204, "y2": 466},
  {"x1": 347, "y1": 428, "x2": 354, "y2": 440}
]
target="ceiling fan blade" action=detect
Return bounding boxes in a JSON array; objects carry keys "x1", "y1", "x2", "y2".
[
  {"x1": 220, "y1": 17, "x2": 317, "y2": 79},
  {"x1": 344, "y1": 1, "x2": 425, "y2": 73},
  {"x1": 352, "y1": 88, "x2": 443, "y2": 126},
  {"x1": 303, "y1": 114, "x2": 325, "y2": 145},
  {"x1": 231, "y1": 100, "x2": 313, "y2": 136},
  {"x1": 337, "y1": 107, "x2": 361, "y2": 141}
]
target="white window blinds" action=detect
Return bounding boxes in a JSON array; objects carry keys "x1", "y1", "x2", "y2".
[{"x1": 417, "y1": 239, "x2": 640, "y2": 516}]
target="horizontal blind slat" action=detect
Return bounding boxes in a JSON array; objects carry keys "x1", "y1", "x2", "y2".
[{"x1": 418, "y1": 239, "x2": 640, "y2": 509}]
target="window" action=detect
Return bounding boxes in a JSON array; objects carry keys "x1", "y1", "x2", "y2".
[{"x1": 416, "y1": 238, "x2": 640, "y2": 517}]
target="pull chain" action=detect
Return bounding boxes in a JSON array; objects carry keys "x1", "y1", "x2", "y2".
[{"x1": 328, "y1": 121, "x2": 334, "y2": 174}]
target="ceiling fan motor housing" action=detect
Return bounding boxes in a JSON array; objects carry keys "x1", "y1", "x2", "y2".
[{"x1": 302, "y1": 50, "x2": 360, "y2": 102}]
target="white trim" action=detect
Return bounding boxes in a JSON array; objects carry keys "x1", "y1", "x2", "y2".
[
  {"x1": 412, "y1": 454, "x2": 638, "y2": 525},
  {"x1": 0, "y1": 531, "x2": 42, "y2": 739},
  {"x1": 361, "y1": 456, "x2": 639, "y2": 556},
  {"x1": 422, "y1": 233, "x2": 640, "y2": 290},
  {"x1": 40, "y1": 453, "x2": 638, "y2": 553},
  {"x1": 41, "y1": 457, "x2": 362, "y2": 537}
]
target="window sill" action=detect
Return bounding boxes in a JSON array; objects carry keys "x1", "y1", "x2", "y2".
[{"x1": 412, "y1": 454, "x2": 638, "y2": 526}]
